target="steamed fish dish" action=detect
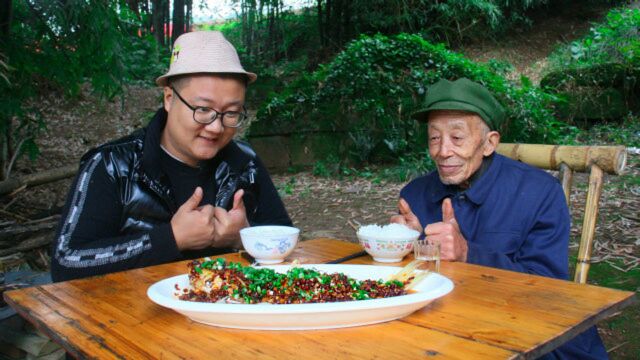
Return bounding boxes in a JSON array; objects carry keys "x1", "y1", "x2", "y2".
[{"x1": 177, "y1": 258, "x2": 412, "y2": 304}]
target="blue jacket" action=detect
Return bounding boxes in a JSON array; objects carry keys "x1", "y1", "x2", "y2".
[{"x1": 400, "y1": 153, "x2": 607, "y2": 359}]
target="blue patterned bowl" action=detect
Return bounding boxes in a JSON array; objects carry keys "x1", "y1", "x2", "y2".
[{"x1": 240, "y1": 226, "x2": 300, "y2": 264}]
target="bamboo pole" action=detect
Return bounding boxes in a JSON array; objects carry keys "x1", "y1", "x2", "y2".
[
  {"x1": 497, "y1": 144, "x2": 626, "y2": 175},
  {"x1": 574, "y1": 164, "x2": 604, "y2": 284},
  {"x1": 558, "y1": 163, "x2": 573, "y2": 208}
]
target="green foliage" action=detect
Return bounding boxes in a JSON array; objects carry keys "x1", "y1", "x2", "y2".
[
  {"x1": 311, "y1": 150, "x2": 434, "y2": 183},
  {"x1": 255, "y1": 33, "x2": 574, "y2": 165},
  {"x1": 203, "y1": 4, "x2": 320, "y2": 67},
  {"x1": 549, "y1": 8, "x2": 640, "y2": 69},
  {"x1": 376, "y1": 151, "x2": 435, "y2": 183},
  {"x1": 312, "y1": 156, "x2": 337, "y2": 178},
  {"x1": 581, "y1": 259, "x2": 640, "y2": 357},
  {"x1": 212, "y1": 1, "x2": 599, "y2": 88},
  {"x1": 201, "y1": 12, "x2": 315, "y2": 108},
  {"x1": 543, "y1": 8, "x2": 640, "y2": 123},
  {"x1": 276, "y1": 177, "x2": 297, "y2": 197},
  {"x1": 575, "y1": 114, "x2": 640, "y2": 147},
  {"x1": 425, "y1": 0, "x2": 522, "y2": 42},
  {"x1": 0, "y1": 0, "x2": 166, "y2": 178}
]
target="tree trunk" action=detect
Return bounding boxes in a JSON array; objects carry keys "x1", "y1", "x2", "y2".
[
  {"x1": 268, "y1": 3, "x2": 274, "y2": 61},
  {"x1": 276, "y1": 1, "x2": 283, "y2": 60},
  {"x1": 0, "y1": 164, "x2": 78, "y2": 196},
  {"x1": 0, "y1": 0, "x2": 11, "y2": 38},
  {"x1": 0, "y1": 0, "x2": 12, "y2": 180},
  {"x1": 324, "y1": 0, "x2": 331, "y2": 48},
  {"x1": 163, "y1": 0, "x2": 170, "y2": 45},
  {"x1": 151, "y1": 0, "x2": 164, "y2": 46},
  {"x1": 0, "y1": 131, "x2": 6, "y2": 181},
  {"x1": 242, "y1": 0, "x2": 256, "y2": 58},
  {"x1": 333, "y1": 0, "x2": 341, "y2": 45},
  {"x1": 241, "y1": 1, "x2": 248, "y2": 55},
  {"x1": 185, "y1": 0, "x2": 191, "y2": 32},
  {"x1": 171, "y1": 0, "x2": 185, "y2": 44},
  {"x1": 0, "y1": 234, "x2": 52, "y2": 257},
  {"x1": 141, "y1": 0, "x2": 151, "y2": 33},
  {"x1": 126, "y1": 0, "x2": 140, "y2": 16},
  {"x1": 2, "y1": 119, "x2": 13, "y2": 180},
  {"x1": 317, "y1": 0, "x2": 324, "y2": 47},
  {"x1": 341, "y1": 0, "x2": 351, "y2": 44}
]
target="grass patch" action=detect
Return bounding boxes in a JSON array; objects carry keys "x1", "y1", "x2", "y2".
[
  {"x1": 578, "y1": 259, "x2": 640, "y2": 358},
  {"x1": 311, "y1": 150, "x2": 435, "y2": 184}
]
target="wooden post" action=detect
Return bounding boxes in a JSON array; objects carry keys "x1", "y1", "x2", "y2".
[
  {"x1": 558, "y1": 162, "x2": 573, "y2": 208},
  {"x1": 574, "y1": 164, "x2": 604, "y2": 284},
  {"x1": 497, "y1": 144, "x2": 626, "y2": 175}
]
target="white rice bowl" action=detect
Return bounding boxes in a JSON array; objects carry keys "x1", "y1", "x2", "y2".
[{"x1": 357, "y1": 224, "x2": 420, "y2": 263}]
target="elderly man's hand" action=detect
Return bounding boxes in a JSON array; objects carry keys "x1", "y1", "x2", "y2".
[
  {"x1": 171, "y1": 187, "x2": 216, "y2": 251},
  {"x1": 213, "y1": 189, "x2": 250, "y2": 249},
  {"x1": 390, "y1": 198, "x2": 423, "y2": 234},
  {"x1": 424, "y1": 198, "x2": 468, "y2": 262}
]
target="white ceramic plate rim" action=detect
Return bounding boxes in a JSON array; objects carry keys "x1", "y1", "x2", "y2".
[{"x1": 147, "y1": 264, "x2": 453, "y2": 315}]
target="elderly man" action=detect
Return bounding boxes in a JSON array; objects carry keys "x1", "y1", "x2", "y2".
[
  {"x1": 51, "y1": 31, "x2": 291, "y2": 282},
  {"x1": 392, "y1": 78, "x2": 607, "y2": 359}
]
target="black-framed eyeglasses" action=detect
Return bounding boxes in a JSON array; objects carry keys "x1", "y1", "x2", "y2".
[{"x1": 171, "y1": 87, "x2": 247, "y2": 128}]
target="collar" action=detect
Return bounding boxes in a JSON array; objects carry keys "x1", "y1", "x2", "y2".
[
  {"x1": 217, "y1": 141, "x2": 253, "y2": 173},
  {"x1": 428, "y1": 152, "x2": 501, "y2": 205},
  {"x1": 141, "y1": 108, "x2": 168, "y2": 181},
  {"x1": 142, "y1": 108, "x2": 252, "y2": 178}
]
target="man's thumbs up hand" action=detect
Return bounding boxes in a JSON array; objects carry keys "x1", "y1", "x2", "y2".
[
  {"x1": 213, "y1": 189, "x2": 250, "y2": 249},
  {"x1": 183, "y1": 186, "x2": 203, "y2": 210},
  {"x1": 171, "y1": 187, "x2": 216, "y2": 251},
  {"x1": 424, "y1": 197, "x2": 468, "y2": 262},
  {"x1": 390, "y1": 198, "x2": 423, "y2": 234},
  {"x1": 442, "y1": 198, "x2": 457, "y2": 225}
]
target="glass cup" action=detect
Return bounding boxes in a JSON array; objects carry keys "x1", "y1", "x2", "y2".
[{"x1": 413, "y1": 240, "x2": 440, "y2": 273}]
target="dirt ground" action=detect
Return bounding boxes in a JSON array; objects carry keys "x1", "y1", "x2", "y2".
[{"x1": 1, "y1": 2, "x2": 638, "y2": 358}]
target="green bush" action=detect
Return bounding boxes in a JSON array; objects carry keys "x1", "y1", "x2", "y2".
[
  {"x1": 548, "y1": 8, "x2": 639, "y2": 69},
  {"x1": 542, "y1": 8, "x2": 640, "y2": 122},
  {"x1": 253, "y1": 33, "x2": 574, "y2": 165},
  {"x1": 575, "y1": 114, "x2": 640, "y2": 147}
]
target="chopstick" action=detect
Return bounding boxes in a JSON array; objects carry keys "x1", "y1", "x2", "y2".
[
  {"x1": 324, "y1": 250, "x2": 368, "y2": 264},
  {"x1": 238, "y1": 250, "x2": 256, "y2": 264}
]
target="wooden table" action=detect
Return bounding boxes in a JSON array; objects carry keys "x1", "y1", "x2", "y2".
[{"x1": 4, "y1": 239, "x2": 636, "y2": 359}]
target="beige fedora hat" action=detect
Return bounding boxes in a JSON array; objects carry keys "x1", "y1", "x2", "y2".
[{"x1": 155, "y1": 31, "x2": 257, "y2": 87}]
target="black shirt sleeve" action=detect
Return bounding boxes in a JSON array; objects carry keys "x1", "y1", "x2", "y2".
[
  {"x1": 249, "y1": 155, "x2": 292, "y2": 227},
  {"x1": 50, "y1": 153, "x2": 181, "y2": 282}
]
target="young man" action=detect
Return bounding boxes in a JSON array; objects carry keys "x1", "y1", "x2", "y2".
[
  {"x1": 392, "y1": 78, "x2": 607, "y2": 359},
  {"x1": 51, "y1": 31, "x2": 291, "y2": 282}
]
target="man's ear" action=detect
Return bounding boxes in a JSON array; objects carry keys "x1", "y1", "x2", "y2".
[
  {"x1": 483, "y1": 131, "x2": 500, "y2": 156},
  {"x1": 163, "y1": 86, "x2": 173, "y2": 112}
]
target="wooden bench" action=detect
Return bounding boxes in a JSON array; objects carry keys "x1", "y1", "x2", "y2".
[{"x1": 497, "y1": 143, "x2": 627, "y2": 284}]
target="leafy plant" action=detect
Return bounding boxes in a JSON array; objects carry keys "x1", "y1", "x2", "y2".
[
  {"x1": 0, "y1": 0, "x2": 166, "y2": 179},
  {"x1": 542, "y1": 8, "x2": 640, "y2": 123},
  {"x1": 254, "y1": 33, "x2": 573, "y2": 166},
  {"x1": 377, "y1": 150, "x2": 435, "y2": 183},
  {"x1": 574, "y1": 114, "x2": 640, "y2": 147},
  {"x1": 277, "y1": 176, "x2": 297, "y2": 196},
  {"x1": 312, "y1": 154, "x2": 341, "y2": 178},
  {"x1": 549, "y1": 9, "x2": 639, "y2": 69}
]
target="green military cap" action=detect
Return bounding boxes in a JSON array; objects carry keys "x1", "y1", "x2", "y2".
[{"x1": 411, "y1": 78, "x2": 506, "y2": 130}]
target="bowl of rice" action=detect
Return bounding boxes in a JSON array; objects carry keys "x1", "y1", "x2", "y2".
[{"x1": 357, "y1": 224, "x2": 421, "y2": 263}]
